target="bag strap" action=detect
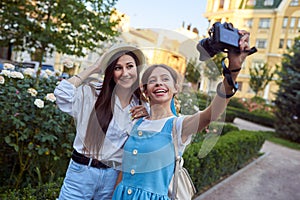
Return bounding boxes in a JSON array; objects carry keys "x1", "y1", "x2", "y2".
[{"x1": 171, "y1": 117, "x2": 180, "y2": 200}]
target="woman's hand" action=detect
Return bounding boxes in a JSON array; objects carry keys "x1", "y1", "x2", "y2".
[
  {"x1": 130, "y1": 105, "x2": 149, "y2": 120},
  {"x1": 90, "y1": 52, "x2": 108, "y2": 74}
]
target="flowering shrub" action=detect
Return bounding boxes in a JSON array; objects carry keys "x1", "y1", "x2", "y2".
[
  {"x1": 0, "y1": 66, "x2": 75, "y2": 189},
  {"x1": 238, "y1": 96, "x2": 274, "y2": 113}
]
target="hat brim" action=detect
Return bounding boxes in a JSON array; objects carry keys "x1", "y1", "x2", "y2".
[{"x1": 100, "y1": 44, "x2": 146, "y2": 73}]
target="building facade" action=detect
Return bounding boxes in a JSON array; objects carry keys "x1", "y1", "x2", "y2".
[{"x1": 203, "y1": 0, "x2": 300, "y2": 101}]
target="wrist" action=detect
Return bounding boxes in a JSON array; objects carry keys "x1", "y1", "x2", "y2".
[{"x1": 216, "y1": 81, "x2": 237, "y2": 99}]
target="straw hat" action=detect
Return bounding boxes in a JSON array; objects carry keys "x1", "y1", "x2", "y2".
[{"x1": 100, "y1": 43, "x2": 146, "y2": 73}]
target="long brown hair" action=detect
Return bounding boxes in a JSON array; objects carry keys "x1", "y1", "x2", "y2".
[{"x1": 84, "y1": 50, "x2": 144, "y2": 157}]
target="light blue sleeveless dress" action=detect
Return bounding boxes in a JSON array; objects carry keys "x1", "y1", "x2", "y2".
[{"x1": 112, "y1": 117, "x2": 176, "y2": 200}]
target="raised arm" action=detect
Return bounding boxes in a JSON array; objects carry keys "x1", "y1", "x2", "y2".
[
  {"x1": 181, "y1": 30, "x2": 252, "y2": 142},
  {"x1": 68, "y1": 52, "x2": 107, "y2": 87}
]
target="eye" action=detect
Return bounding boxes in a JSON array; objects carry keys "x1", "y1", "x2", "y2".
[
  {"x1": 148, "y1": 79, "x2": 156, "y2": 84},
  {"x1": 127, "y1": 64, "x2": 135, "y2": 69},
  {"x1": 162, "y1": 77, "x2": 170, "y2": 82},
  {"x1": 114, "y1": 66, "x2": 122, "y2": 71}
]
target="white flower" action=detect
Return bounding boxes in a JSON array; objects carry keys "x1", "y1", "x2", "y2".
[
  {"x1": 27, "y1": 88, "x2": 38, "y2": 97},
  {"x1": 45, "y1": 69, "x2": 53, "y2": 76},
  {"x1": 4, "y1": 63, "x2": 15, "y2": 70},
  {"x1": 63, "y1": 59, "x2": 74, "y2": 68},
  {"x1": 1, "y1": 69, "x2": 11, "y2": 77},
  {"x1": 23, "y1": 68, "x2": 36, "y2": 77},
  {"x1": 193, "y1": 105, "x2": 199, "y2": 111},
  {"x1": 45, "y1": 93, "x2": 56, "y2": 102},
  {"x1": 34, "y1": 99, "x2": 44, "y2": 108},
  {"x1": 41, "y1": 73, "x2": 49, "y2": 79},
  {"x1": 10, "y1": 71, "x2": 24, "y2": 79},
  {"x1": 0, "y1": 76, "x2": 4, "y2": 84}
]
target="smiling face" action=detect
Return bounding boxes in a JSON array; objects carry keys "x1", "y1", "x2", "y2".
[
  {"x1": 113, "y1": 54, "x2": 138, "y2": 89},
  {"x1": 144, "y1": 66, "x2": 178, "y2": 105}
]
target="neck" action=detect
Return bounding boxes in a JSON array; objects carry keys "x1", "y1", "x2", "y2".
[
  {"x1": 115, "y1": 87, "x2": 133, "y2": 108},
  {"x1": 148, "y1": 103, "x2": 174, "y2": 120}
]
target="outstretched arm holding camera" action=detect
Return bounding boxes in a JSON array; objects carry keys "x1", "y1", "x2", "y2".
[{"x1": 181, "y1": 30, "x2": 252, "y2": 142}]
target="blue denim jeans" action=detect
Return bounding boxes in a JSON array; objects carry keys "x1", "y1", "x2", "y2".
[{"x1": 58, "y1": 159, "x2": 119, "y2": 200}]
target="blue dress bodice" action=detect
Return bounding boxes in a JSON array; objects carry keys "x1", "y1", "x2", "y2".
[{"x1": 112, "y1": 117, "x2": 176, "y2": 200}]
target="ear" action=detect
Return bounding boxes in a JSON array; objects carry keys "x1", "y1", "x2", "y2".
[{"x1": 173, "y1": 83, "x2": 179, "y2": 95}]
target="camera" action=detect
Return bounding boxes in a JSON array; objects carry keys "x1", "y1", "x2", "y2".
[{"x1": 197, "y1": 22, "x2": 257, "y2": 61}]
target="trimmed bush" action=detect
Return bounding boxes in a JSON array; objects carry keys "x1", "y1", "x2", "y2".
[
  {"x1": 183, "y1": 130, "x2": 265, "y2": 194},
  {"x1": 228, "y1": 106, "x2": 275, "y2": 127}
]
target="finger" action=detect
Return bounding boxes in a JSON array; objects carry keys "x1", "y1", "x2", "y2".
[{"x1": 131, "y1": 110, "x2": 147, "y2": 120}]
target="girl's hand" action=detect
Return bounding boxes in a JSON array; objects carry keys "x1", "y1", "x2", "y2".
[
  {"x1": 228, "y1": 30, "x2": 251, "y2": 69},
  {"x1": 130, "y1": 105, "x2": 149, "y2": 119}
]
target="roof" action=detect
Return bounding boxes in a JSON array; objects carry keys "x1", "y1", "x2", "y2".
[{"x1": 240, "y1": 0, "x2": 282, "y2": 9}]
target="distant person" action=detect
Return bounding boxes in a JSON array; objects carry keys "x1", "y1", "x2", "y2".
[
  {"x1": 54, "y1": 44, "x2": 148, "y2": 200},
  {"x1": 112, "y1": 30, "x2": 252, "y2": 199}
]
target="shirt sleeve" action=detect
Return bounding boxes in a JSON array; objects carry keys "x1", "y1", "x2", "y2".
[
  {"x1": 175, "y1": 116, "x2": 193, "y2": 155},
  {"x1": 54, "y1": 80, "x2": 77, "y2": 117},
  {"x1": 54, "y1": 80, "x2": 100, "y2": 118}
]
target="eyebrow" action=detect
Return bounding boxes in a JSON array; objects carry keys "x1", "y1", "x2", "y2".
[
  {"x1": 115, "y1": 61, "x2": 135, "y2": 67},
  {"x1": 148, "y1": 73, "x2": 170, "y2": 79}
]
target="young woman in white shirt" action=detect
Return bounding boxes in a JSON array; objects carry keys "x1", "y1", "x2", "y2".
[{"x1": 54, "y1": 44, "x2": 148, "y2": 200}]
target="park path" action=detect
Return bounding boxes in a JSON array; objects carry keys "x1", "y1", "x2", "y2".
[{"x1": 194, "y1": 118, "x2": 300, "y2": 200}]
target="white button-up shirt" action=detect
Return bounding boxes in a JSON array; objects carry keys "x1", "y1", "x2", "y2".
[{"x1": 54, "y1": 80, "x2": 141, "y2": 164}]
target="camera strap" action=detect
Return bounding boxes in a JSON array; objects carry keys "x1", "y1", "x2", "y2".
[{"x1": 220, "y1": 57, "x2": 239, "y2": 98}]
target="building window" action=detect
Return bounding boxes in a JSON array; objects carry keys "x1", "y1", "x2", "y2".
[
  {"x1": 259, "y1": 18, "x2": 271, "y2": 28},
  {"x1": 264, "y1": 0, "x2": 274, "y2": 6},
  {"x1": 279, "y1": 39, "x2": 284, "y2": 48},
  {"x1": 297, "y1": 18, "x2": 300, "y2": 28},
  {"x1": 244, "y1": 18, "x2": 253, "y2": 28},
  {"x1": 290, "y1": 17, "x2": 296, "y2": 28},
  {"x1": 282, "y1": 17, "x2": 288, "y2": 28},
  {"x1": 237, "y1": 81, "x2": 243, "y2": 91},
  {"x1": 247, "y1": 0, "x2": 256, "y2": 6},
  {"x1": 256, "y1": 39, "x2": 267, "y2": 48},
  {"x1": 219, "y1": 0, "x2": 224, "y2": 8},
  {"x1": 287, "y1": 39, "x2": 292, "y2": 49},
  {"x1": 290, "y1": 0, "x2": 299, "y2": 6}
]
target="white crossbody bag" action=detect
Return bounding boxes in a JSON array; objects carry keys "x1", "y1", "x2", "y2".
[{"x1": 168, "y1": 118, "x2": 197, "y2": 200}]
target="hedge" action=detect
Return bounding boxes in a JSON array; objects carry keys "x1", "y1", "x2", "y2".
[
  {"x1": 183, "y1": 130, "x2": 266, "y2": 194},
  {"x1": 227, "y1": 107, "x2": 275, "y2": 128}
]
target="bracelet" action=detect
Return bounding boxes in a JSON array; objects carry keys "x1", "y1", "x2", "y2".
[
  {"x1": 74, "y1": 74, "x2": 83, "y2": 82},
  {"x1": 230, "y1": 68, "x2": 241, "y2": 72},
  {"x1": 221, "y1": 57, "x2": 239, "y2": 91},
  {"x1": 216, "y1": 82, "x2": 237, "y2": 98}
]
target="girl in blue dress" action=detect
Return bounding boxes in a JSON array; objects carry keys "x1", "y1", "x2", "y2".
[{"x1": 112, "y1": 30, "x2": 252, "y2": 200}]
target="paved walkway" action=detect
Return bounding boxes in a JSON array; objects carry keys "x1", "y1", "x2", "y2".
[{"x1": 194, "y1": 118, "x2": 300, "y2": 200}]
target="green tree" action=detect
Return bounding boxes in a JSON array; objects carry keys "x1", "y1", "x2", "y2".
[
  {"x1": 185, "y1": 58, "x2": 201, "y2": 88},
  {"x1": 0, "y1": 0, "x2": 120, "y2": 77},
  {"x1": 203, "y1": 52, "x2": 224, "y2": 100},
  {"x1": 275, "y1": 37, "x2": 300, "y2": 143},
  {"x1": 203, "y1": 52, "x2": 224, "y2": 82},
  {"x1": 249, "y1": 63, "x2": 277, "y2": 97}
]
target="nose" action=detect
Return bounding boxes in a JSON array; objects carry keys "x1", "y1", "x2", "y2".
[
  {"x1": 155, "y1": 82, "x2": 163, "y2": 87},
  {"x1": 122, "y1": 68, "x2": 129, "y2": 77}
]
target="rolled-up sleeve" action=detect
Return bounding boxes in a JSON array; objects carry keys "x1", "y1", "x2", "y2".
[{"x1": 54, "y1": 80, "x2": 77, "y2": 116}]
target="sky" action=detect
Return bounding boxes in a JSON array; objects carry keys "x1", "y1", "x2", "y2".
[{"x1": 115, "y1": 0, "x2": 209, "y2": 36}]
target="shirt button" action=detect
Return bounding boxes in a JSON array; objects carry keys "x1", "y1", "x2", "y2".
[
  {"x1": 127, "y1": 189, "x2": 132, "y2": 195},
  {"x1": 130, "y1": 169, "x2": 135, "y2": 175},
  {"x1": 133, "y1": 149, "x2": 138, "y2": 155},
  {"x1": 138, "y1": 131, "x2": 143, "y2": 136}
]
